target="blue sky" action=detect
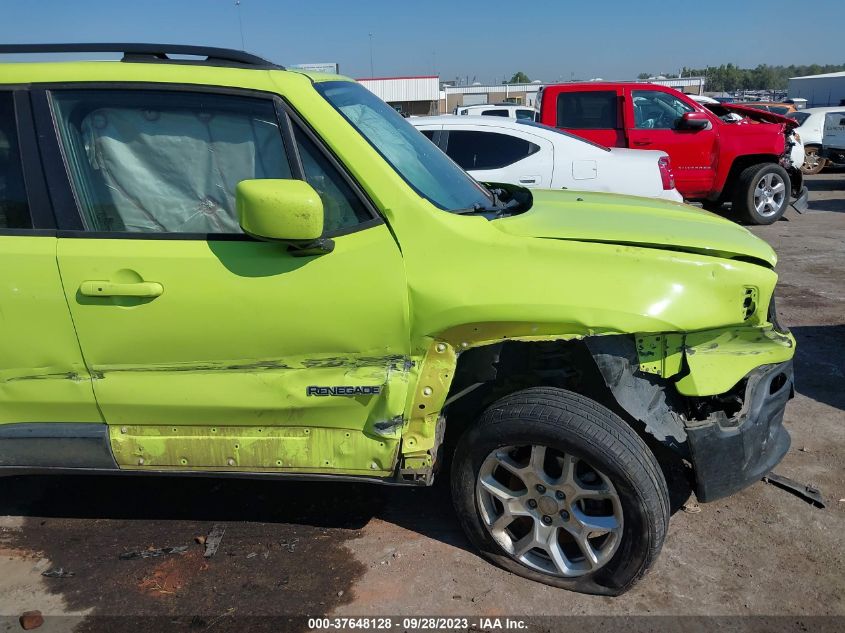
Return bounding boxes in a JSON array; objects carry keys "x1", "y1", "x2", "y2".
[{"x1": 2, "y1": 0, "x2": 843, "y2": 83}]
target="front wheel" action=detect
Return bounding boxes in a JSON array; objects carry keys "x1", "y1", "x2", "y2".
[
  {"x1": 733, "y1": 163, "x2": 791, "y2": 225},
  {"x1": 451, "y1": 387, "x2": 669, "y2": 595}
]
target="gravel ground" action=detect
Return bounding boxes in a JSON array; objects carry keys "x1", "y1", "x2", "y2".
[{"x1": 0, "y1": 171, "x2": 842, "y2": 632}]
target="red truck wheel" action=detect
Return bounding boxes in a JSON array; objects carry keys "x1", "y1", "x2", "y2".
[{"x1": 733, "y1": 163, "x2": 790, "y2": 225}]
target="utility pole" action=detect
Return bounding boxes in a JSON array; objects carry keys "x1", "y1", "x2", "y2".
[
  {"x1": 235, "y1": 1, "x2": 245, "y2": 50},
  {"x1": 368, "y1": 33, "x2": 374, "y2": 78}
]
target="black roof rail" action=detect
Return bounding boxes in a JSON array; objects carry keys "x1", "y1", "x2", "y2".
[{"x1": 0, "y1": 43, "x2": 283, "y2": 70}]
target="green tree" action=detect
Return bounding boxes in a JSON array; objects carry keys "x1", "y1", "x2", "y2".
[
  {"x1": 637, "y1": 72, "x2": 651, "y2": 80},
  {"x1": 508, "y1": 71, "x2": 531, "y2": 84},
  {"x1": 660, "y1": 61, "x2": 845, "y2": 92}
]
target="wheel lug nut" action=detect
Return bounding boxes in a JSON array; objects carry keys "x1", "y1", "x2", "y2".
[
  {"x1": 542, "y1": 515, "x2": 553, "y2": 525},
  {"x1": 535, "y1": 484, "x2": 546, "y2": 494},
  {"x1": 555, "y1": 490, "x2": 565, "y2": 500},
  {"x1": 527, "y1": 499, "x2": 538, "y2": 509},
  {"x1": 560, "y1": 510, "x2": 570, "y2": 521}
]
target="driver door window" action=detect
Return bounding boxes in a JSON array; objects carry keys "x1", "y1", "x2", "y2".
[{"x1": 632, "y1": 90, "x2": 693, "y2": 130}]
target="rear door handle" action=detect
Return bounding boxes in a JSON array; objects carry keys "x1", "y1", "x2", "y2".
[
  {"x1": 633, "y1": 139, "x2": 652, "y2": 146},
  {"x1": 518, "y1": 176, "x2": 539, "y2": 184},
  {"x1": 80, "y1": 281, "x2": 163, "y2": 298}
]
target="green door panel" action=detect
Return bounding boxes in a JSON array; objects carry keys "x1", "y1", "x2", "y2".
[
  {"x1": 56, "y1": 226, "x2": 410, "y2": 471},
  {"x1": 0, "y1": 236, "x2": 100, "y2": 424},
  {"x1": 110, "y1": 425, "x2": 398, "y2": 476}
]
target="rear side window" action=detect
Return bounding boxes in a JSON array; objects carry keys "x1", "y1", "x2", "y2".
[
  {"x1": 445, "y1": 130, "x2": 540, "y2": 170},
  {"x1": 481, "y1": 110, "x2": 509, "y2": 117},
  {"x1": 0, "y1": 94, "x2": 32, "y2": 229},
  {"x1": 556, "y1": 90, "x2": 618, "y2": 129},
  {"x1": 516, "y1": 109, "x2": 534, "y2": 120}
]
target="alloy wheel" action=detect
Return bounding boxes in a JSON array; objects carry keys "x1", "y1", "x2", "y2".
[
  {"x1": 475, "y1": 444, "x2": 623, "y2": 578},
  {"x1": 754, "y1": 172, "x2": 786, "y2": 217}
]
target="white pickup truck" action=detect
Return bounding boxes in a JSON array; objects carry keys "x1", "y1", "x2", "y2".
[{"x1": 821, "y1": 111, "x2": 845, "y2": 165}]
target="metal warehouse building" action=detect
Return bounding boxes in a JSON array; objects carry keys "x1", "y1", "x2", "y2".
[
  {"x1": 788, "y1": 71, "x2": 845, "y2": 108},
  {"x1": 357, "y1": 76, "x2": 440, "y2": 116},
  {"x1": 353, "y1": 75, "x2": 706, "y2": 116},
  {"x1": 646, "y1": 76, "x2": 706, "y2": 94},
  {"x1": 442, "y1": 82, "x2": 544, "y2": 113},
  {"x1": 441, "y1": 77, "x2": 705, "y2": 114}
]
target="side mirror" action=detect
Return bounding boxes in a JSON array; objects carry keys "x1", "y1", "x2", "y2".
[
  {"x1": 678, "y1": 112, "x2": 710, "y2": 130},
  {"x1": 236, "y1": 179, "x2": 324, "y2": 243}
]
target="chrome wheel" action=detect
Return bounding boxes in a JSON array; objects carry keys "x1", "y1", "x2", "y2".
[
  {"x1": 753, "y1": 172, "x2": 786, "y2": 217},
  {"x1": 476, "y1": 444, "x2": 623, "y2": 578}
]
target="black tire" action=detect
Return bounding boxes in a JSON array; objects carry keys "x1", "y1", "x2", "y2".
[
  {"x1": 732, "y1": 163, "x2": 791, "y2": 225},
  {"x1": 801, "y1": 146, "x2": 827, "y2": 175},
  {"x1": 451, "y1": 387, "x2": 669, "y2": 596}
]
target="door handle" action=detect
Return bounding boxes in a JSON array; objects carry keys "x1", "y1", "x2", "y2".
[
  {"x1": 519, "y1": 176, "x2": 538, "y2": 184},
  {"x1": 633, "y1": 140, "x2": 652, "y2": 146},
  {"x1": 80, "y1": 281, "x2": 163, "y2": 298}
]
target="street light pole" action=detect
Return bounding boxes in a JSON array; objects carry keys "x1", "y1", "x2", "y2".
[
  {"x1": 235, "y1": 1, "x2": 245, "y2": 50},
  {"x1": 368, "y1": 33, "x2": 374, "y2": 78}
]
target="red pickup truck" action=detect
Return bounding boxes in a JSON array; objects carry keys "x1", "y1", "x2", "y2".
[{"x1": 536, "y1": 83, "x2": 808, "y2": 224}]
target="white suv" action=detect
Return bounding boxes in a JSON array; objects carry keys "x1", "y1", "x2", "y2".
[{"x1": 454, "y1": 103, "x2": 536, "y2": 120}]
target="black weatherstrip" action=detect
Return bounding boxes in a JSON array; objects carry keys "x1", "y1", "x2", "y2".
[
  {"x1": 12, "y1": 91, "x2": 56, "y2": 229},
  {"x1": 29, "y1": 89, "x2": 85, "y2": 230}
]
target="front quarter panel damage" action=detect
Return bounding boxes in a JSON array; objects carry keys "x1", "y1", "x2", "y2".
[{"x1": 586, "y1": 336, "x2": 689, "y2": 452}]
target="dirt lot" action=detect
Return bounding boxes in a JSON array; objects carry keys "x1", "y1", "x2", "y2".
[{"x1": 1, "y1": 172, "x2": 843, "y2": 632}]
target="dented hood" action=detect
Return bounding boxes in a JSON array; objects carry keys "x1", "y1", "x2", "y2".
[
  {"x1": 493, "y1": 190, "x2": 777, "y2": 267},
  {"x1": 719, "y1": 103, "x2": 799, "y2": 127}
]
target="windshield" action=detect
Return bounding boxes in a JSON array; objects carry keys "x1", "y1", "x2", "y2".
[
  {"x1": 788, "y1": 112, "x2": 810, "y2": 126},
  {"x1": 315, "y1": 81, "x2": 493, "y2": 211}
]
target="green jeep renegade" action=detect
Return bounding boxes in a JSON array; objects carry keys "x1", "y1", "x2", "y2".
[{"x1": 0, "y1": 44, "x2": 795, "y2": 595}]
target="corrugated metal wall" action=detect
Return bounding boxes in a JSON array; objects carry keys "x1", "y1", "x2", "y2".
[
  {"x1": 357, "y1": 77, "x2": 440, "y2": 102},
  {"x1": 788, "y1": 74, "x2": 845, "y2": 108}
]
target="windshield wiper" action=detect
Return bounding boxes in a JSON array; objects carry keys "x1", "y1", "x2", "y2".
[
  {"x1": 454, "y1": 201, "x2": 509, "y2": 216},
  {"x1": 454, "y1": 187, "x2": 522, "y2": 216}
]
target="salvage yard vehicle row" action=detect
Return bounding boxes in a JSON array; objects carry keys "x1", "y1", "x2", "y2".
[{"x1": 0, "y1": 43, "x2": 796, "y2": 595}]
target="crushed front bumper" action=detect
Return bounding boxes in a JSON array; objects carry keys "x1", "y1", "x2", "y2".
[
  {"x1": 791, "y1": 185, "x2": 809, "y2": 213},
  {"x1": 786, "y1": 166, "x2": 809, "y2": 213},
  {"x1": 685, "y1": 360, "x2": 794, "y2": 502}
]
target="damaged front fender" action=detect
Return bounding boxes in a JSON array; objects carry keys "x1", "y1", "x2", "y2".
[
  {"x1": 586, "y1": 327, "x2": 795, "y2": 501},
  {"x1": 675, "y1": 326, "x2": 795, "y2": 396}
]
